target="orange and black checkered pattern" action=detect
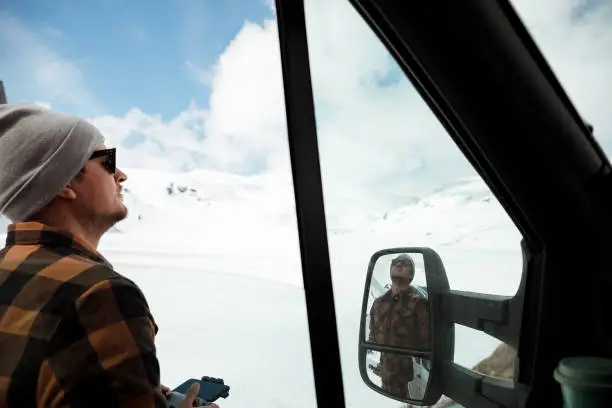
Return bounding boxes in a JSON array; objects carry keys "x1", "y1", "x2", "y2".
[{"x1": 0, "y1": 222, "x2": 167, "y2": 408}]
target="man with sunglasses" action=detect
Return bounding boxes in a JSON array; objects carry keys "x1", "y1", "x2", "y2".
[
  {"x1": 0, "y1": 103, "x2": 207, "y2": 408},
  {"x1": 367, "y1": 253, "x2": 432, "y2": 399}
]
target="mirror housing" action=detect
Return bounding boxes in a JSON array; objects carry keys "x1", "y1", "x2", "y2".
[
  {"x1": 359, "y1": 243, "x2": 534, "y2": 408},
  {"x1": 358, "y1": 247, "x2": 454, "y2": 406}
]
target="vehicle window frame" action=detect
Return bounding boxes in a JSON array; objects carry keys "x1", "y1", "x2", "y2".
[
  {"x1": 275, "y1": 0, "x2": 612, "y2": 407},
  {"x1": 275, "y1": 1, "x2": 347, "y2": 407}
]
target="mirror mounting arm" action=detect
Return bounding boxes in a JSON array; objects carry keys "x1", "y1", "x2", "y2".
[
  {"x1": 441, "y1": 291, "x2": 520, "y2": 348},
  {"x1": 442, "y1": 363, "x2": 529, "y2": 408}
]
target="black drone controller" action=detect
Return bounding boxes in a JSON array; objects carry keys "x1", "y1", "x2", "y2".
[{"x1": 165, "y1": 376, "x2": 230, "y2": 407}]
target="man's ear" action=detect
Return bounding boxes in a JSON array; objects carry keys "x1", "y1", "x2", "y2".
[
  {"x1": 58, "y1": 185, "x2": 77, "y2": 200},
  {"x1": 59, "y1": 168, "x2": 85, "y2": 200}
]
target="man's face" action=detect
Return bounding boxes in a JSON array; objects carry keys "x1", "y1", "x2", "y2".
[
  {"x1": 390, "y1": 260, "x2": 413, "y2": 283},
  {"x1": 71, "y1": 145, "x2": 128, "y2": 228}
]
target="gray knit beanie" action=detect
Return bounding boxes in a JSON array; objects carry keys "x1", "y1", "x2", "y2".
[{"x1": 0, "y1": 103, "x2": 105, "y2": 223}]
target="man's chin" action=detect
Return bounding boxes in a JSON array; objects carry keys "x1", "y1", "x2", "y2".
[
  {"x1": 118, "y1": 201, "x2": 128, "y2": 215},
  {"x1": 117, "y1": 207, "x2": 128, "y2": 222},
  {"x1": 109, "y1": 206, "x2": 128, "y2": 225}
]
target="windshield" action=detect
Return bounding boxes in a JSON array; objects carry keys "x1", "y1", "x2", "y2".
[
  {"x1": 301, "y1": 0, "x2": 523, "y2": 404},
  {"x1": 301, "y1": 0, "x2": 611, "y2": 406},
  {"x1": 1, "y1": 0, "x2": 609, "y2": 407}
]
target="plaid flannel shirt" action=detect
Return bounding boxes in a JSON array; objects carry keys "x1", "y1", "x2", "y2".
[{"x1": 0, "y1": 222, "x2": 167, "y2": 408}]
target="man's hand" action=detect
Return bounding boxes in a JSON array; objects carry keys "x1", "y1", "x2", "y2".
[{"x1": 162, "y1": 382, "x2": 220, "y2": 407}]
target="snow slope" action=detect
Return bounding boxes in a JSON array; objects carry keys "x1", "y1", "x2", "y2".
[{"x1": 0, "y1": 169, "x2": 524, "y2": 407}]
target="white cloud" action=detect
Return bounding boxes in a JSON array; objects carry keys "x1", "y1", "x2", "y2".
[
  {"x1": 0, "y1": 13, "x2": 102, "y2": 114},
  {"x1": 88, "y1": 102, "x2": 211, "y2": 172},
  {"x1": 3, "y1": 0, "x2": 611, "y2": 225},
  {"x1": 201, "y1": 19, "x2": 290, "y2": 175},
  {"x1": 118, "y1": 0, "x2": 612, "y2": 221}
]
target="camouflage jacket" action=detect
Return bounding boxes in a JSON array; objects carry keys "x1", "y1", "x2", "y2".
[
  {"x1": 368, "y1": 287, "x2": 431, "y2": 350},
  {"x1": 368, "y1": 287, "x2": 431, "y2": 393},
  {"x1": 0, "y1": 222, "x2": 166, "y2": 408}
]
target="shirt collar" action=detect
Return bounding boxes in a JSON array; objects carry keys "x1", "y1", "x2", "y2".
[{"x1": 5, "y1": 221, "x2": 113, "y2": 268}]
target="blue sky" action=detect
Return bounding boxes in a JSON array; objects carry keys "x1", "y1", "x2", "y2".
[{"x1": 1, "y1": 0, "x2": 274, "y2": 119}]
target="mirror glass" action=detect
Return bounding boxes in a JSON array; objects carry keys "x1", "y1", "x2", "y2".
[
  {"x1": 364, "y1": 252, "x2": 432, "y2": 351},
  {"x1": 365, "y1": 347, "x2": 431, "y2": 401}
]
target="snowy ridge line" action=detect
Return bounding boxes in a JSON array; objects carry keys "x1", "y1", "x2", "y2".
[
  {"x1": 0, "y1": 233, "x2": 303, "y2": 288},
  {"x1": 100, "y1": 247, "x2": 299, "y2": 260},
  {"x1": 108, "y1": 261, "x2": 304, "y2": 290}
]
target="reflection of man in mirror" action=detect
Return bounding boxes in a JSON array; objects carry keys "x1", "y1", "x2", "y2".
[{"x1": 368, "y1": 254, "x2": 431, "y2": 398}]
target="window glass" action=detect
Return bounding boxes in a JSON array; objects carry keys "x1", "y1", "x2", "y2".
[
  {"x1": 511, "y1": 0, "x2": 612, "y2": 155},
  {"x1": 302, "y1": 0, "x2": 524, "y2": 405},
  {"x1": 0, "y1": 2, "x2": 317, "y2": 407}
]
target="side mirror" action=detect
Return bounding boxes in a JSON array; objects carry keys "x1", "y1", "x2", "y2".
[{"x1": 358, "y1": 247, "x2": 454, "y2": 406}]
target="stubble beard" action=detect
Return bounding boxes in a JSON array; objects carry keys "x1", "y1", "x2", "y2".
[{"x1": 90, "y1": 203, "x2": 129, "y2": 236}]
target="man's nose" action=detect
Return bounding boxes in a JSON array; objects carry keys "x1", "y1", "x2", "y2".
[{"x1": 115, "y1": 168, "x2": 128, "y2": 182}]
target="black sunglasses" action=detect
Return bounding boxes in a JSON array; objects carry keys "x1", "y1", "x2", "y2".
[{"x1": 89, "y1": 148, "x2": 116, "y2": 174}]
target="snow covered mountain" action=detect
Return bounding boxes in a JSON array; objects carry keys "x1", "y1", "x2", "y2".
[
  {"x1": 368, "y1": 177, "x2": 518, "y2": 249},
  {"x1": 0, "y1": 170, "x2": 523, "y2": 294},
  {"x1": 0, "y1": 169, "x2": 523, "y2": 408},
  {"x1": 0, "y1": 167, "x2": 299, "y2": 255},
  {"x1": 0, "y1": 169, "x2": 515, "y2": 242},
  {"x1": 111, "y1": 168, "x2": 296, "y2": 234}
]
